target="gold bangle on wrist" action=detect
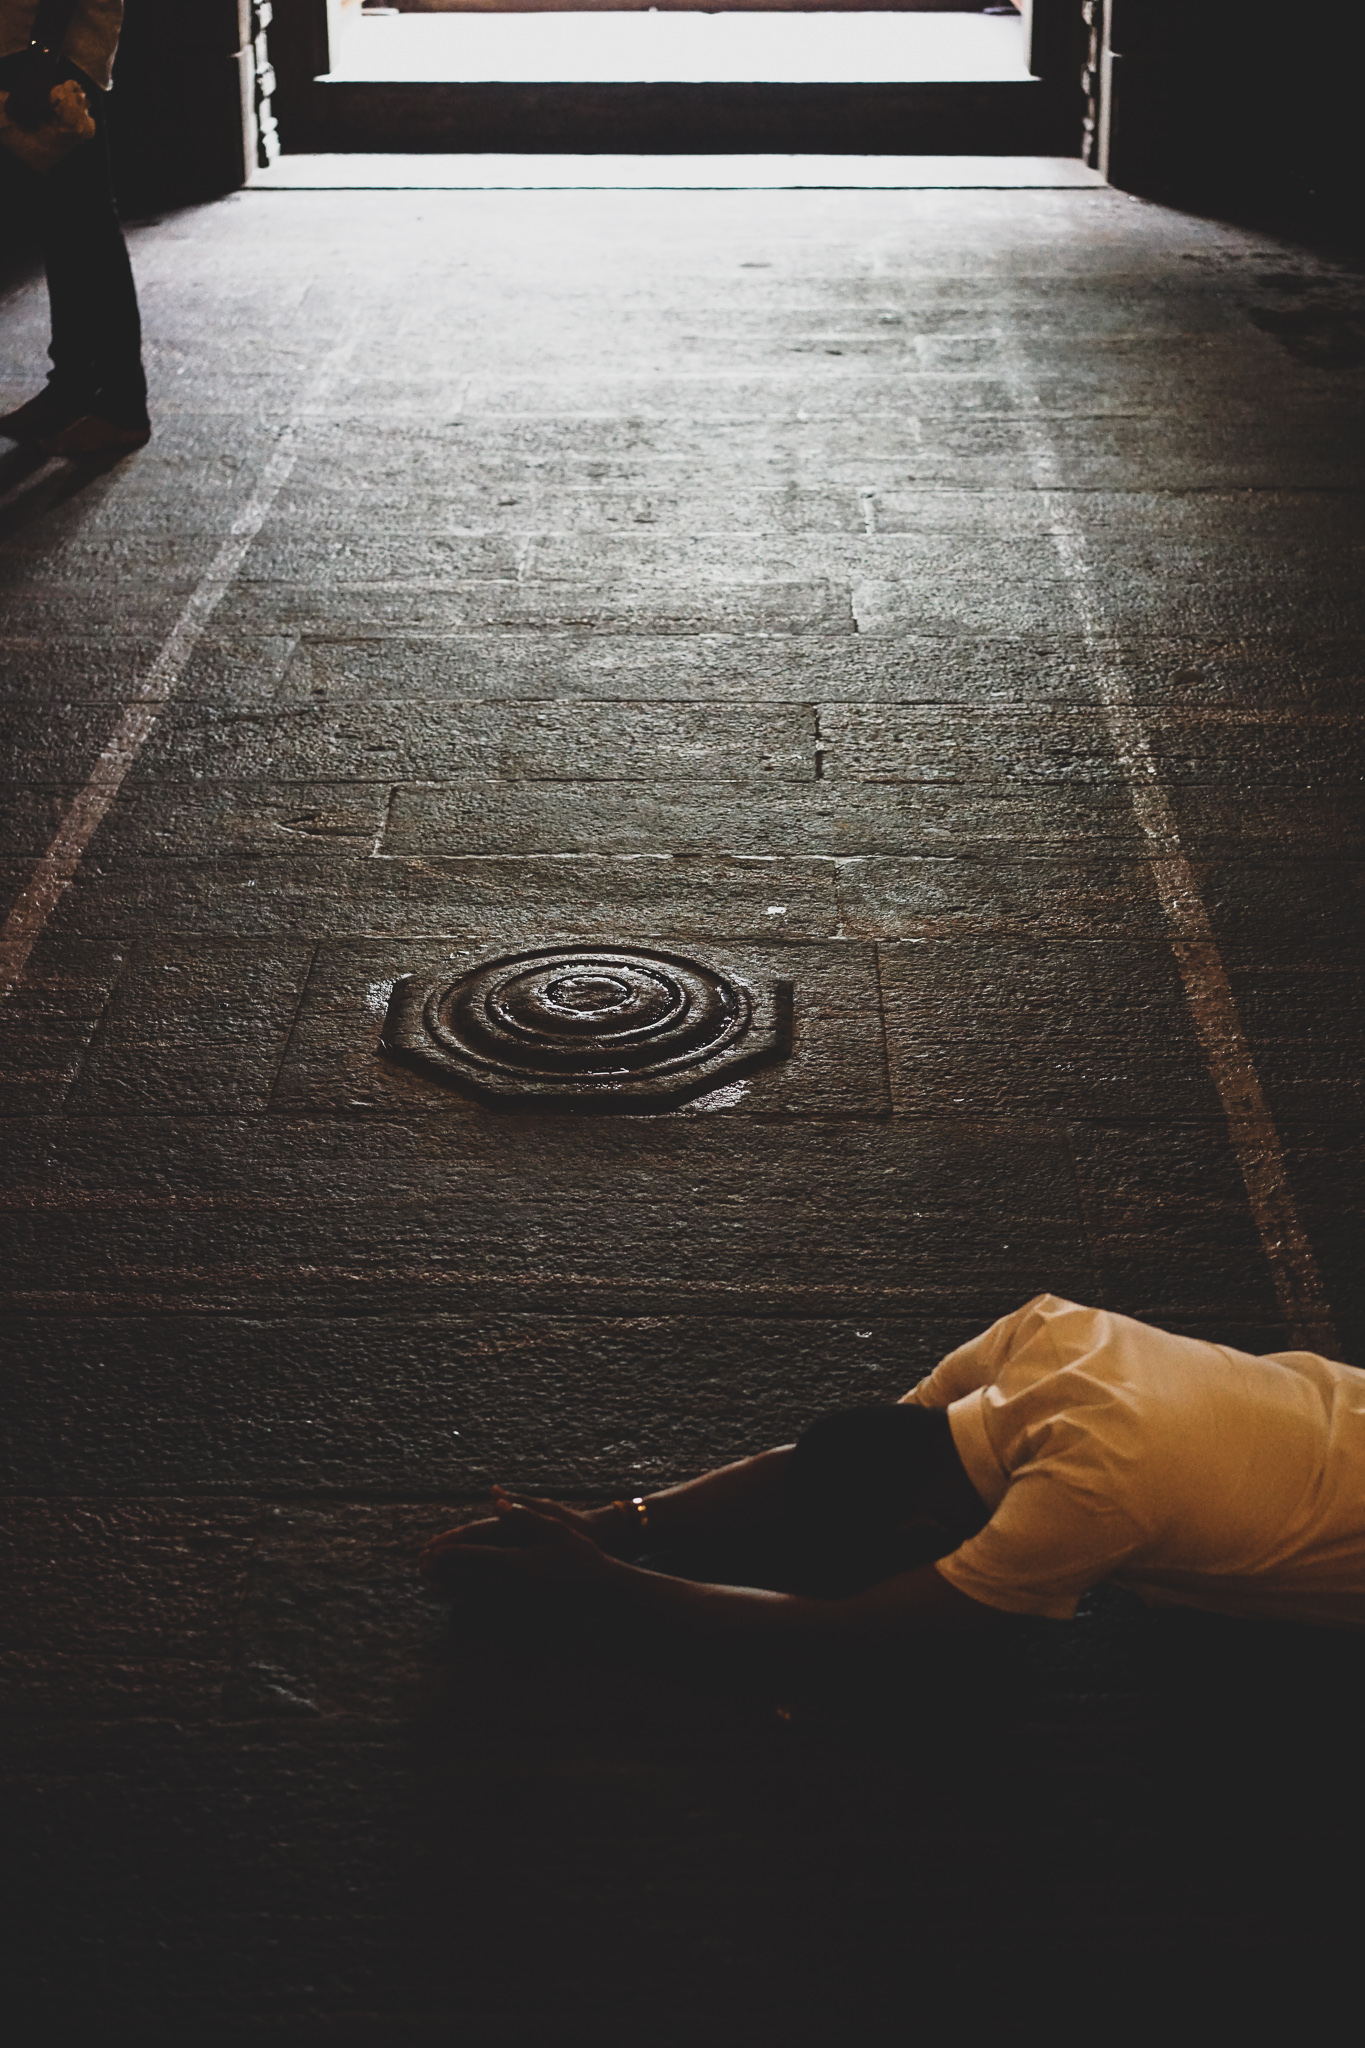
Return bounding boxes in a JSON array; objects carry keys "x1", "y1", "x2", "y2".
[{"x1": 611, "y1": 1494, "x2": 649, "y2": 1554}]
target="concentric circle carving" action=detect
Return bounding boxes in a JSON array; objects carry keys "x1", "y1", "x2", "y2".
[
  {"x1": 381, "y1": 945, "x2": 791, "y2": 1111},
  {"x1": 430, "y1": 949, "x2": 747, "y2": 1078}
]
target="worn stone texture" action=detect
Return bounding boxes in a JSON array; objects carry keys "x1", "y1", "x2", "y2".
[
  {"x1": 878, "y1": 936, "x2": 1226, "y2": 1120},
  {"x1": 41, "y1": 852, "x2": 843, "y2": 943},
  {"x1": 0, "y1": 940, "x2": 126, "y2": 1113},
  {"x1": 0, "y1": 1498, "x2": 260, "y2": 1719},
  {"x1": 0, "y1": 1312, "x2": 968, "y2": 1496},
  {"x1": 1, "y1": 1114, "x2": 1090, "y2": 1320},
  {"x1": 2, "y1": 182, "x2": 1363, "y2": 2033},
  {"x1": 134, "y1": 696, "x2": 819, "y2": 781}
]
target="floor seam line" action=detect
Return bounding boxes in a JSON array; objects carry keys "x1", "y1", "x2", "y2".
[{"x1": 265, "y1": 940, "x2": 323, "y2": 1116}]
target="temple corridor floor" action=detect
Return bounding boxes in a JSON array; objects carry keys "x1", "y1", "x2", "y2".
[{"x1": 2, "y1": 185, "x2": 1363, "y2": 2037}]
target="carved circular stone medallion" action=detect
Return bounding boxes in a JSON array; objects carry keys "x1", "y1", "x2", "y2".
[{"x1": 381, "y1": 945, "x2": 792, "y2": 1110}]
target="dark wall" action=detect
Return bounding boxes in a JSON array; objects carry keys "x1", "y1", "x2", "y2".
[
  {"x1": 2, "y1": 2, "x2": 253, "y2": 280},
  {"x1": 107, "y1": 0, "x2": 255, "y2": 211},
  {"x1": 267, "y1": 0, "x2": 332, "y2": 155},
  {"x1": 1100, "y1": 0, "x2": 1358, "y2": 231}
]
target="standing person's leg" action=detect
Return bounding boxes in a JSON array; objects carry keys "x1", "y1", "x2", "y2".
[
  {"x1": 41, "y1": 77, "x2": 150, "y2": 450},
  {"x1": 0, "y1": 75, "x2": 150, "y2": 453}
]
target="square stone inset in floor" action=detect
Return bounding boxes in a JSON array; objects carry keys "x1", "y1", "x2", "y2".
[{"x1": 272, "y1": 937, "x2": 889, "y2": 1118}]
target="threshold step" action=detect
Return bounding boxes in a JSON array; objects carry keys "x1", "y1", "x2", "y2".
[
  {"x1": 302, "y1": 10, "x2": 1075, "y2": 154},
  {"x1": 253, "y1": 152, "x2": 1105, "y2": 189}
]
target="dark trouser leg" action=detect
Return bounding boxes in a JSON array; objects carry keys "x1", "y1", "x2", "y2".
[{"x1": 37, "y1": 84, "x2": 149, "y2": 429}]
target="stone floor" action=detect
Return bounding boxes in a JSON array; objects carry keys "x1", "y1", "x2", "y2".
[{"x1": 2, "y1": 182, "x2": 1363, "y2": 2038}]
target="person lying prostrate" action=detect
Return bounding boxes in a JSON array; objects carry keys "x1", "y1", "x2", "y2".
[{"x1": 419, "y1": 1295, "x2": 1365, "y2": 1643}]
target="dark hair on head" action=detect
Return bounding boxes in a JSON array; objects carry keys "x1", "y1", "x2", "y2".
[{"x1": 784, "y1": 1404, "x2": 957, "y2": 1594}]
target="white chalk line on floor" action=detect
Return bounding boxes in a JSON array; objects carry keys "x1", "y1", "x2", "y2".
[
  {"x1": 0, "y1": 344, "x2": 352, "y2": 1005},
  {"x1": 998, "y1": 339, "x2": 1338, "y2": 1356}
]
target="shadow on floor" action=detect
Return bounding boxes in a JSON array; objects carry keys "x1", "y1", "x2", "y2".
[
  {"x1": 7, "y1": 1527, "x2": 1364, "y2": 2039},
  {"x1": 0, "y1": 440, "x2": 134, "y2": 539}
]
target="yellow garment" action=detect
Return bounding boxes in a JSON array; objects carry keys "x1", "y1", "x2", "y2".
[{"x1": 904, "y1": 1294, "x2": 1365, "y2": 1627}]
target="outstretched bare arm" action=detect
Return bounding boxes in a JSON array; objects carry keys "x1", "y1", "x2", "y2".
[
  {"x1": 586, "y1": 1551, "x2": 996, "y2": 1643},
  {"x1": 421, "y1": 1445, "x2": 795, "y2": 1565},
  {"x1": 610, "y1": 1444, "x2": 795, "y2": 1550},
  {"x1": 422, "y1": 1495, "x2": 999, "y2": 1647}
]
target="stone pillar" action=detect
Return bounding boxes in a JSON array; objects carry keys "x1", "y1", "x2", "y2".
[
  {"x1": 1019, "y1": 0, "x2": 1089, "y2": 155},
  {"x1": 109, "y1": 0, "x2": 270, "y2": 205},
  {"x1": 267, "y1": 0, "x2": 366, "y2": 151},
  {"x1": 1093, "y1": 0, "x2": 1355, "y2": 221}
]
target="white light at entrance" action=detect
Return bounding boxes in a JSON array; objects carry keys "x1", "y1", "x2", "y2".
[{"x1": 325, "y1": 10, "x2": 1031, "y2": 86}]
